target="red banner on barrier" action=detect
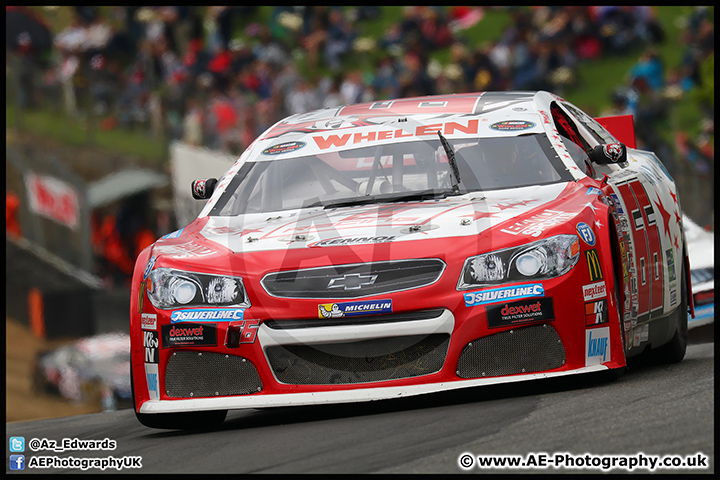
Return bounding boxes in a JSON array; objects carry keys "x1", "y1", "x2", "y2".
[{"x1": 25, "y1": 172, "x2": 80, "y2": 230}]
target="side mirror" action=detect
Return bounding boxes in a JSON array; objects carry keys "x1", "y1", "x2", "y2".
[
  {"x1": 191, "y1": 178, "x2": 217, "y2": 199},
  {"x1": 589, "y1": 143, "x2": 627, "y2": 165}
]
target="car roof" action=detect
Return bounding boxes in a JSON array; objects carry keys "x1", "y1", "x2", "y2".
[{"x1": 245, "y1": 91, "x2": 564, "y2": 159}]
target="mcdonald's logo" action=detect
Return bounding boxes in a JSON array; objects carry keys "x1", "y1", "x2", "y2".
[{"x1": 586, "y1": 249, "x2": 604, "y2": 281}]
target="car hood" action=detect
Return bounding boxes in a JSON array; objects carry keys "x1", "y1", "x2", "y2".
[{"x1": 179, "y1": 182, "x2": 591, "y2": 255}]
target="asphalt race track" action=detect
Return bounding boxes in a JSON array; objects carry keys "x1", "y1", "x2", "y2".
[{"x1": 6, "y1": 324, "x2": 713, "y2": 474}]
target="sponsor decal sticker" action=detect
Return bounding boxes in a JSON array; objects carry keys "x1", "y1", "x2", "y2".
[
  {"x1": 309, "y1": 236, "x2": 395, "y2": 247},
  {"x1": 137, "y1": 281, "x2": 145, "y2": 313},
  {"x1": 576, "y1": 222, "x2": 596, "y2": 246},
  {"x1": 585, "y1": 326, "x2": 610, "y2": 366},
  {"x1": 631, "y1": 209, "x2": 644, "y2": 230},
  {"x1": 152, "y1": 241, "x2": 215, "y2": 258},
  {"x1": 582, "y1": 281, "x2": 606, "y2": 302},
  {"x1": 193, "y1": 179, "x2": 207, "y2": 198},
  {"x1": 143, "y1": 256, "x2": 156, "y2": 280},
  {"x1": 586, "y1": 187, "x2": 602, "y2": 196},
  {"x1": 585, "y1": 249, "x2": 604, "y2": 281},
  {"x1": 585, "y1": 299, "x2": 609, "y2": 326},
  {"x1": 486, "y1": 297, "x2": 555, "y2": 328},
  {"x1": 262, "y1": 141, "x2": 306, "y2": 155},
  {"x1": 311, "y1": 120, "x2": 481, "y2": 150},
  {"x1": 602, "y1": 143, "x2": 624, "y2": 162},
  {"x1": 162, "y1": 323, "x2": 217, "y2": 347},
  {"x1": 464, "y1": 283, "x2": 545, "y2": 307},
  {"x1": 318, "y1": 299, "x2": 392, "y2": 318},
  {"x1": 489, "y1": 120, "x2": 536, "y2": 131},
  {"x1": 141, "y1": 313, "x2": 157, "y2": 330},
  {"x1": 145, "y1": 364, "x2": 159, "y2": 400},
  {"x1": 609, "y1": 193, "x2": 623, "y2": 213},
  {"x1": 143, "y1": 330, "x2": 159, "y2": 364},
  {"x1": 171, "y1": 308, "x2": 245, "y2": 323},
  {"x1": 225, "y1": 319, "x2": 260, "y2": 345},
  {"x1": 500, "y1": 209, "x2": 575, "y2": 237},
  {"x1": 665, "y1": 248, "x2": 676, "y2": 282}
]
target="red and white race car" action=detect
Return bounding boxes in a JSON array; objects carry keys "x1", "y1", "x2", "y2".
[{"x1": 130, "y1": 91, "x2": 693, "y2": 429}]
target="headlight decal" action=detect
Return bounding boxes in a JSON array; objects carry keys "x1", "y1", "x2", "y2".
[
  {"x1": 147, "y1": 268, "x2": 250, "y2": 310},
  {"x1": 457, "y1": 234, "x2": 580, "y2": 290}
]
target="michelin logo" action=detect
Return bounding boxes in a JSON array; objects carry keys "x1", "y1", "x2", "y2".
[
  {"x1": 319, "y1": 300, "x2": 392, "y2": 318},
  {"x1": 171, "y1": 308, "x2": 244, "y2": 323},
  {"x1": 464, "y1": 284, "x2": 544, "y2": 307}
]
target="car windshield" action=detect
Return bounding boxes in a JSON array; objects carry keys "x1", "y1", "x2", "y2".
[{"x1": 211, "y1": 134, "x2": 572, "y2": 216}]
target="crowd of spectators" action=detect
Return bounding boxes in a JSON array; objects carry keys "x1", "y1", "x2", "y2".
[
  {"x1": 600, "y1": 6, "x2": 714, "y2": 180},
  {"x1": 8, "y1": 6, "x2": 714, "y2": 165},
  {"x1": 7, "y1": 5, "x2": 715, "y2": 266}
]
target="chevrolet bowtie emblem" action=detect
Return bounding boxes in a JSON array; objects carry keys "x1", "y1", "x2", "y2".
[{"x1": 327, "y1": 273, "x2": 378, "y2": 290}]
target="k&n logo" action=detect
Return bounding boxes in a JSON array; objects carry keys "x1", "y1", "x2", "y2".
[{"x1": 585, "y1": 299, "x2": 608, "y2": 326}]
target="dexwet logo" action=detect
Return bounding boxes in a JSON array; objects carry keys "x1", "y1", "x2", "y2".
[
  {"x1": 162, "y1": 323, "x2": 217, "y2": 347},
  {"x1": 486, "y1": 297, "x2": 555, "y2": 328}
]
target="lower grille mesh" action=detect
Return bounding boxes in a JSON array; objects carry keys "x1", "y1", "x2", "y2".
[
  {"x1": 456, "y1": 324, "x2": 565, "y2": 378},
  {"x1": 266, "y1": 334, "x2": 450, "y2": 385},
  {"x1": 165, "y1": 350, "x2": 262, "y2": 398}
]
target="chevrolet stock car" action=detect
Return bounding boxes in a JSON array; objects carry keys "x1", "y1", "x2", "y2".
[{"x1": 130, "y1": 91, "x2": 693, "y2": 429}]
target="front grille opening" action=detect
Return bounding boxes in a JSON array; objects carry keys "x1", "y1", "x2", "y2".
[
  {"x1": 456, "y1": 324, "x2": 565, "y2": 378},
  {"x1": 266, "y1": 334, "x2": 450, "y2": 385},
  {"x1": 261, "y1": 259, "x2": 446, "y2": 299},
  {"x1": 165, "y1": 350, "x2": 262, "y2": 398}
]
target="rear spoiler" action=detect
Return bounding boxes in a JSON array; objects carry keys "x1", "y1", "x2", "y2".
[{"x1": 594, "y1": 114, "x2": 636, "y2": 149}]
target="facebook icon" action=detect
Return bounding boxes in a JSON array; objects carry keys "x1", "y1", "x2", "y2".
[{"x1": 9, "y1": 454, "x2": 25, "y2": 470}]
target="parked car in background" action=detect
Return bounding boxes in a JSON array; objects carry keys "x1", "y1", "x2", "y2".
[
  {"x1": 682, "y1": 214, "x2": 714, "y2": 327},
  {"x1": 33, "y1": 332, "x2": 131, "y2": 411}
]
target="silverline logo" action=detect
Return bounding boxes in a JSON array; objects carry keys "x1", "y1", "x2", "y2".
[
  {"x1": 464, "y1": 284, "x2": 544, "y2": 307},
  {"x1": 171, "y1": 308, "x2": 244, "y2": 323}
]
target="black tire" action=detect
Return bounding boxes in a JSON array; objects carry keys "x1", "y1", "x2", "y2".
[
  {"x1": 645, "y1": 255, "x2": 688, "y2": 364},
  {"x1": 131, "y1": 364, "x2": 227, "y2": 430}
]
